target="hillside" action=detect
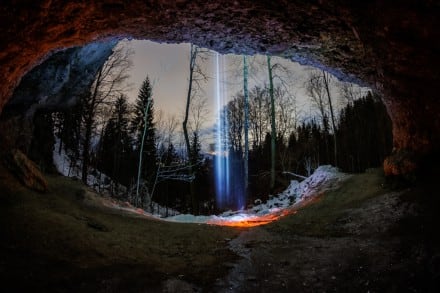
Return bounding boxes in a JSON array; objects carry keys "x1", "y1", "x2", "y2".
[{"x1": 1, "y1": 164, "x2": 438, "y2": 292}]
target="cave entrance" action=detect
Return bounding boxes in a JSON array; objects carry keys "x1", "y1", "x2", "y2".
[{"x1": 1, "y1": 39, "x2": 391, "y2": 226}]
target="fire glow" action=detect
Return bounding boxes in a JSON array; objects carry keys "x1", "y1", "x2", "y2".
[{"x1": 207, "y1": 209, "x2": 297, "y2": 228}]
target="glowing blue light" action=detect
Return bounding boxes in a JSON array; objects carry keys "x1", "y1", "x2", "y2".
[
  {"x1": 214, "y1": 52, "x2": 231, "y2": 209},
  {"x1": 214, "y1": 52, "x2": 248, "y2": 210}
]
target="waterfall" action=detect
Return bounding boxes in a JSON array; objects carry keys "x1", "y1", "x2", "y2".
[{"x1": 214, "y1": 52, "x2": 231, "y2": 209}]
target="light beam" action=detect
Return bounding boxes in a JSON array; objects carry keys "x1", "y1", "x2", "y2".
[{"x1": 214, "y1": 52, "x2": 231, "y2": 209}]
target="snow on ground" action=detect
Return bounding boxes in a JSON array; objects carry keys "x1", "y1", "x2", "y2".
[
  {"x1": 53, "y1": 139, "x2": 180, "y2": 217},
  {"x1": 53, "y1": 139, "x2": 80, "y2": 178},
  {"x1": 165, "y1": 165, "x2": 349, "y2": 227},
  {"x1": 53, "y1": 139, "x2": 113, "y2": 188},
  {"x1": 53, "y1": 141, "x2": 347, "y2": 226}
]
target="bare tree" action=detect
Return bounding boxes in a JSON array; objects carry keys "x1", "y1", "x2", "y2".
[
  {"x1": 157, "y1": 113, "x2": 179, "y2": 149},
  {"x1": 273, "y1": 86, "x2": 299, "y2": 171},
  {"x1": 182, "y1": 44, "x2": 210, "y2": 161},
  {"x1": 245, "y1": 55, "x2": 297, "y2": 190},
  {"x1": 249, "y1": 86, "x2": 269, "y2": 149},
  {"x1": 306, "y1": 70, "x2": 329, "y2": 132},
  {"x1": 154, "y1": 109, "x2": 168, "y2": 160},
  {"x1": 322, "y1": 70, "x2": 338, "y2": 167},
  {"x1": 305, "y1": 69, "x2": 339, "y2": 167},
  {"x1": 182, "y1": 44, "x2": 210, "y2": 212},
  {"x1": 189, "y1": 94, "x2": 210, "y2": 141},
  {"x1": 267, "y1": 55, "x2": 276, "y2": 190},
  {"x1": 81, "y1": 44, "x2": 133, "y2": 184},
  {"x1": 155, "y1": 112, "x2": 181, "y2": 164},
  {"x1": 339, "y1": 82, "x2": 364, "y2": 106},
  {"x1": 274, "y1": 86, "x2": 298, "y2": 140},
  {"x1": 226, "y1": 93, "x2": 245, "y2": 153}
]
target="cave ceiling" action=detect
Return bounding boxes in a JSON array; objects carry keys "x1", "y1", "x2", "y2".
[{"x1": 0, "y1": 0, "x2": 438, "y2": 174}]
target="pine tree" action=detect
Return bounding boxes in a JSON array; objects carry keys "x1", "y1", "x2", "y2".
[
  {"x1": 164, "y1": 143, "x2": 179, "y2": 166},
  {"x1": 190, "y1": 132, "x2": 203, "y2": 168},
  {"x1": 335, "y1": 92, "x2": 392, "y2": 172},
  {"x1": 132, "y1": 76, "x2": 157, "y2": 195},
  {"x1": 28, "y1": 110, "x2": 55, "y2": 172},
  {"x1": 80, "y1": 46, "x2": 132, "y2": 184},
  {"x1": 57, "y1": 103, "x2": 82, "y2": 175},
  {"x1": 99, "y1": 95, "x2": 132, "y2": 191},
  {"x1": 189, "y1": 131, "x2": 205, "y2": 214}
]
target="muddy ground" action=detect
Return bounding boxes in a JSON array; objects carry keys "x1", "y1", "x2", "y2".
[{"x1": 1, "y1": 164, "x2": 439, "y2": 292}]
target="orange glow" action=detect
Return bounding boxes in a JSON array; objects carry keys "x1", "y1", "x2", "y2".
[{"x1": 207, "y1": 209, "x2": 297, "y2": 228}]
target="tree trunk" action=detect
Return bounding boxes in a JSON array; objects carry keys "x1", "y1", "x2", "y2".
[
  {"x1": 322, "y1": 70, "x2": 338, "y2": 167},
  {"x1": 267, "y1": 55, "x2": 276, "y2": 190},
  {"x1": 183, "y1": 44, "x2": 198, "y2": 162},
  {"x1": 243, "y1": 55, "x2": 249, "y2": 196},
  {"x1": 182, "y1": 44, "x2": 198, "y2": 212},
  {"x1": 81, "y1": 115, "x2": 92, "y2": 184},
  {"x1": 135, "y1": 98, "x2": 151, "y2": 203},
  {"x1": 81, "y1": 69, "x2": 102, "y2": 185}
]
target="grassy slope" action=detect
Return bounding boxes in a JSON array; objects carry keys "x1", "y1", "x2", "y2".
[
  {"x1": 228, "y1": 168, "x2": 440, "y2": 292},
  {"x1": 0, "y1": 165, "x2": 239, "y2": 292},
  {"x1": 1, "y1": 165, "x2": 438, "y2": 292},
  {"x1": 270, "y1": 169, "x2": 387, "y2": 236}
]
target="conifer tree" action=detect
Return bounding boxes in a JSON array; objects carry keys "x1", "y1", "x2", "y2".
[
  {"x1": 99, "y1": 95, "x2": 132, "y2": 191},
  {"x1": 132, "y1": 76, "x2": 157, "y2": 201},
  {"x1": 80, "y1": 46, "x2": 132, "y2": 184},
  {"x1": 164, "y1": 143, "x2": 179, "y2": 166},
  {"x1": 190, "y1": 132, "x2": 203, "y2": 168}
]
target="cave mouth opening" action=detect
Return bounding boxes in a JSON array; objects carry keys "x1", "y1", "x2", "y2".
[{"x1": 1, "y1": 38, "x2": 391, "y2": 225}]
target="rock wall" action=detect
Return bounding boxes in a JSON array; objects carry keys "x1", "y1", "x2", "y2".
[
  {"x1": 0, "y1": 41, "x2": 115, "y2": 154},
  {"x1": 4, "y1": 41, "x2": 116, "y2": 116},
  {"x1": 0, "y1": 0, "x2": 438, "y2": 175}
]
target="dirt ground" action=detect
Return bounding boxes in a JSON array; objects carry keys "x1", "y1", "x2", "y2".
[{"x1": 1, "y1": 164, "x2": 439, "y2": 292}]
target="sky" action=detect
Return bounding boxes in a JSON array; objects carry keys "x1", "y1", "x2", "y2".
[
  {"x1": 118, "y1": 39, "x2": 370, "y2": 148},
  {"x1": 122, "y1": 40, "x2": 194, "y2": 116}
]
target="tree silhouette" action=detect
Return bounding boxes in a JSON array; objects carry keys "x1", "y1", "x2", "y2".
[{"x1": 132, "y1": 76, "x2": 157, "y2": 205}]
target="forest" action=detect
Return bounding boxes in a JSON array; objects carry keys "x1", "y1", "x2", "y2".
[{"x1": 26, "y1": 43, "x2": 392, "y2": 215}]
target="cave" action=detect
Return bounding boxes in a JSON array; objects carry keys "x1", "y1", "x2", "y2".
[
  {"x1": 1, "y1": 1, "x2": 439, "y2": 292},
  {"x1": 1, "y1": 0, "x2": 439, "y2": 176}
]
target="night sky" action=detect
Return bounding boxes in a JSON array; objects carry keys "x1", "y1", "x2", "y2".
[{"x1": 119, "y1": 39, "x2": 370, "y2": 146}]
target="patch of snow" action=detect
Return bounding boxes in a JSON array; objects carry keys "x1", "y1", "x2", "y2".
[
  {"x1": 54, "y1": 138, "x2": 346, "y2": 225},
  {"x1": 162, "y1": 165, "x2": 348, "y2": 226},
  {"x1": 53, "y1": 139, "x2": 180, "y2": 217},
  {"x1": 53, "y1": 139, "x2": 81, "y2": 177},
  {"x1": 166, "y1": 214, "x2": 211, "y2": 224}
]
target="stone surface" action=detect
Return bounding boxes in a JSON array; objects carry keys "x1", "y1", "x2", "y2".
[
  {"x1": 383, "y1": 149, "x2": 418, "y2": 178},
  {"x1": 0, "y1": 41, "x2": 115, "y2": 157},
  {"x1": 3, "y1": 149, "x2": 48, "y2": 192},
  {"x1": 4, "y1": 41, "x2": 116, "y2": 117},
  {"x1": 0, "y1": 0, "x2": 439, "y2": 175}
]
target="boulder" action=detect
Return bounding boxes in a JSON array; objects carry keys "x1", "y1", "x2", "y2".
[{"x1": 4, "y1": 149, "x2": 48, "y2": 193}]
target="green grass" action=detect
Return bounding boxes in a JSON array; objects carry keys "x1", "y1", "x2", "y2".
[
  {"x1": 1, "y1": 165, "x2": 400, "y2": 291},
  {"x1": 0, "y1": 166, "x2": 239, "y2": 291},
  {"x1": 269, "y1": 168, "x2": 388, "y2": 236}
]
